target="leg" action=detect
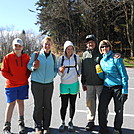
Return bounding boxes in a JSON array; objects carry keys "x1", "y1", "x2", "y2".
[
  {"x1": 5, "y1": 101, "x2": 16, "y2": 122},
  {"x1": 86, "y1": 85, "x2": 96, "y2": 122},
  {"x1": 43, "y1": 83, "x2": 54, "y2": 130},
  {"x1": 31, "y1": 82, "x2": 44, "y2": 129},
  {"x1": 59, "y1": 94, "x2": 69, "y2": 132},
  {"x1": 60, "y1": 94, "x2": 69, "y2": 122},
  {"x1": 98, "y1": 87, "x2": 112, "y2": 134},
  {"x1": 69, "y1": 94, "x2": 77, "y2": 120},
  {"x1": 17, "y1": 99, "x2": 24, "y2": 116},
  {"x1": 3, "y1": 101, "x2": 16, "y2": 133},
  {"x1": 17, "y1": 100, "x2": 25, "y2": 134},
  {"x1": 68, "y1": 94, "x2": 77, "y2": 132},
  {"x1": 113, "y1": 86, "x2": 124, "y2": 134}
]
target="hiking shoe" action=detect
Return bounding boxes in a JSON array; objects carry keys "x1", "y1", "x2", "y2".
[
  {"x1": 59, "y1": 123, "x2": 65, "y2": 132},
  {"x1": 35, "y1": 128, "x2": 42, "y2": 134},
  {"x1": 68, "y1": 121, "x2": 74, "y2": 132},
  {"x1": 85, "y1": 122, "x2": 94, "y2": 131},
  {"x1": 43, "y1": 128, "x2": 49, "y2": 134},
  {"x1": 3, "y1": 122, "x2": 11, "y2": 134},
  {"x1": 113, "y1": 129, "x2": 121, "y2": 134},
  {"x1": 18, "y1": 120, "x2": 25, "y2": 134}
]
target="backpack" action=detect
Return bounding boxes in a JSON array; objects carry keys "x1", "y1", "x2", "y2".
[
  {"x1": 61, "y1": 54, "x2": 79, "y2": 75},
  {"x1": 34, "y1": 51, "x2": 56, "y2": 63}
]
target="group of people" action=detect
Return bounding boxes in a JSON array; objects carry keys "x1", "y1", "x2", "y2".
[{"x1": 1, "y1": 35, "x2": 128, "y2": 134}]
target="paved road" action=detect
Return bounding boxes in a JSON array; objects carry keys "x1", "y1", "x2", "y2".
[{"x1": 0, "y1": 68, "x2": 134, "y2": 134}]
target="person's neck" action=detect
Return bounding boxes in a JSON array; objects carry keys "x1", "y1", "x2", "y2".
[
  {"x1": 66, "y1": 54, "x2": 72, "y2": 59},
  {"x1": 14, "y1": 51, "x2": 22, "y2": 57}
]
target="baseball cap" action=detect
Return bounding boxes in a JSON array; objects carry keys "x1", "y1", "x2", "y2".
[
  {"x1": 86, "y1": 34, "x2": 96, "y2": 42},
  {"x1": 12, "y1": 38, "x2": 23, "y2": 46}
]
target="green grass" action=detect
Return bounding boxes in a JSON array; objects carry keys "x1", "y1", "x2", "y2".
[{"x1": 123, "y1": 58, "x2": 134, "y2": 67}]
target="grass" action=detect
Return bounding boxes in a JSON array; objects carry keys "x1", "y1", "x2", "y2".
[{"x1": 123, "y1": 58, "x2": 134, "y2": 67}]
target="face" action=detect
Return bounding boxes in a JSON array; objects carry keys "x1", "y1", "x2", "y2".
[
  {"x1": 100, "y1": 45, "x2": 110, "y2": 54},
  {"x1": 87, "y1": 40, "x2": 96, "y2": 50},
  {"x1": 66, "y1": 46, "x2": 74, "y2": 57},
  {"x1": 13, "y1": 44, "x2": 23, "y2": 53},
  {"x1": 43, "y1": 40, "x2": 52, "y2": 52}
]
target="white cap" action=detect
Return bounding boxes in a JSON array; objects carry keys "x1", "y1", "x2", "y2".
[
  {"x1": 12, "y1": 38, "x2": 23, "y2": 46},
  {"x1": 64, "y1": 41, "x2": 74, "y2": 52}
]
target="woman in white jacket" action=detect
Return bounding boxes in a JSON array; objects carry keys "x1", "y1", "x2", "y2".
[{"x1": 58, "y1": 41, "x2": 81, "y2": 132}]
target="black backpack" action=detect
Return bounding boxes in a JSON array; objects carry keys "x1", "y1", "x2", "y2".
[{"x1": 61, "y1": 54, "x2": 79, "y2": 75}]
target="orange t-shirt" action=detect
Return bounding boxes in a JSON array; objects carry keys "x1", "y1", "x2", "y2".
[{"x1": 1, "y1": 52, "x2": 31, "y2": 88}]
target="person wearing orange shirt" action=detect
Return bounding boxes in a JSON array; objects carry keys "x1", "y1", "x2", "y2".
[{"x1": 1, "y1": 38, "x2": 31, "y2": 134}]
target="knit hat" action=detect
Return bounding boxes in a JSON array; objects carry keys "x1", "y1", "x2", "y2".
[{"x1": 64, "y1": 41, "x2": 75, "y2": 52}]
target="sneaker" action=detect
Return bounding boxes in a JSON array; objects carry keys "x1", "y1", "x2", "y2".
[
  {"x1": 85, "y1": 122, "x2": 94, "y2": 131},
  {"x1": 18, "y1": 120, "x2": 25, "y2": 134},
  {"x1": 43, "y1": 129, "x2": 49, "y2": 134},
  {"x1": 59, "y1": 123, "x2": 65, "y2": 132},
  {"x1": 35, "y1": 128, "x2": 42, "y2": 134},
  {"x1": 68, "y1": 121, "x2": 74, "y2": 132},
  {"x1": 113, "y1": 129, "x2": 120, "y2": 134},
  {"x1": 3, "y1": 122, "x2": 11, "y2": 134}
]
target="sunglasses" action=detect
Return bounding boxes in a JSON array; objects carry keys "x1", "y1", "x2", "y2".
[{"x1": 100, "y1": 45, "x2": 109, "y2": 48}]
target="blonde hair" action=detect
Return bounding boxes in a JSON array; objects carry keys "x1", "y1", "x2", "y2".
[
  {"x1": 41, "y1": 36, "x2": 54, "y2": 45},
  {"x1": 99, "y1": 40, "x2": 112, "y2": 54}
]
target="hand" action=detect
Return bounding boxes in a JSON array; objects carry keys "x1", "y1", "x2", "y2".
[
  {"x1": 59, "y1": 66, "x2": 65, "y2": 73},
  {"x1": 119, "y1": 94, "x2": 128, "y2": 103},
  {"x1": 82, "y1": 85, "x2": 87, "y2": 91},
  {"x1": 33, "y1": 59, "x2": 40, "y2": 69},
  {"x1": 114, "y1": 53, "x2": 121, "y2": 59}
]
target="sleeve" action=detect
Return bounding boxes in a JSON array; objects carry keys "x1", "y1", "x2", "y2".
[
  {"x1": 95, "y1": 64, "x2": 105, "y2": 80},
  {"x1": 115, "y1": 58, "x2": 128, "y2": 94},
  {"x1": 1, "y1": 56, "x2": 14, "y2": 80},
  {"x1": 27, "y1": 52, "x2": 36, "y2": 71},
  {"x1": 81, "y1": 59, "x2": 87, "y2": 85},
  {"x1": 57, "y1": 56, "x2": 63, "y2": 76},
  {"x1": 54, "y1": 55, "x2": 58, "y2": 77},
  {"x1": 26, "y1": 55, "x2": 31, "y2": 78},
  {"x1": 77, "y1": 55, "x2": 81, "y2": 75}
]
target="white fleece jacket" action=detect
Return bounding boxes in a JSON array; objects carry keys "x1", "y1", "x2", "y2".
[{"x1": 58, "y1": 41, "x2": 81, "y2": 84}]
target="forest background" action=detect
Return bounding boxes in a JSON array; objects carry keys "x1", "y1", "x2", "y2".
[{"x1": 0, "y1": 0, "x2": 134, "y2": 66}]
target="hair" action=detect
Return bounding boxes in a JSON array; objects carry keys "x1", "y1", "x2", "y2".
[
  {"x1": 41, "y1": 36, "x2": 54, "y2": 46},
  {"x1": 99, "y1": 40, "x2": 112, "y2": 54}
]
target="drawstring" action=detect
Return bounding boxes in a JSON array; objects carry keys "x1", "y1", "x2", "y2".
[{"x1": 15, "y1": 55, "x2": 23, "y2": 67}]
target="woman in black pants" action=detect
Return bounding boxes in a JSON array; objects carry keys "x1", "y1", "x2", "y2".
[{"x1": 58, "y1": 41, "x2": 81, "y2": 132}]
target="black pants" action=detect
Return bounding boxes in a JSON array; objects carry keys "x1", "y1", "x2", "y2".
[
  {"x1": 31, "y1": 81, "x2": 53, "y2": 129},
  {"x1": 98, "y1": 85, "x2": 124, "y2": 134},
  {"x1": 60, "y1": 94, "x2": 77, "y2": 121}
]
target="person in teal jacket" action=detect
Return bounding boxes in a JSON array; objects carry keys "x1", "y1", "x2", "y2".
[
  {"x1": 27, "y1": 36, "x2": 57, "y2": 134},
  {"x1": 96, "y1": 40, "x2": 128, "y2": 134}
]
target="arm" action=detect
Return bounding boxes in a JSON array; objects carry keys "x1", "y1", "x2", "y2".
[
  {"x1": 1, "y1": 56, "x2": 14, "y2": 80},
  {"x1": 27, "y1": 52, "x2": 37, "y2": 71},
  {"x1": 115, "y1": 58, "x2": 128, "y2": 94},
  {"x1": 77, "y1": 55, "x2": 81, "y2": 76},
  {"x1": 95, "y1": 64, "x2": 105, "y2": 80}
]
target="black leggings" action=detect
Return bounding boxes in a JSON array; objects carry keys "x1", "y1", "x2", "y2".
[{"x1": 60, "y1": 94, "x2": 77, "y2": 121}]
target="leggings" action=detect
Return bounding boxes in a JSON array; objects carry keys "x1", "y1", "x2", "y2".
[{"x1": 60, "y1": 94, "x2": 77, "y2": 121}]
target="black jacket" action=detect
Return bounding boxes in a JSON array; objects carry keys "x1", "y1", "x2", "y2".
[{"x1": 81, "y1": 47, "x2": 103, "y2": 85}]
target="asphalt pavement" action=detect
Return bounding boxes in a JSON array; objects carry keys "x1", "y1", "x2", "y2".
[{"x1": 0, "y1": 68, "x2": 134, "y2": 134}]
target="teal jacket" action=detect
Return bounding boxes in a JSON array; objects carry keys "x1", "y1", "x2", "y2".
[
  {"x1": 27, "y1": 49, "x2": 58, "y2": 84},
  {"x1": 98, "y1": 50, "x2": 128, "y2": 94}
]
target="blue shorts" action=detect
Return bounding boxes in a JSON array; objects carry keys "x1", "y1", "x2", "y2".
[
  {"x1": 60, "y1": 81, "x2": 79, "y2": 95},
  {"x1": 5, "y1": 85, "x2": 29, "y2": 103}
]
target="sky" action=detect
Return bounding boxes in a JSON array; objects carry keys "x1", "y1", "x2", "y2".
[{"x1": 0, "y1": 0, "x2": 40, "y2": 34}]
